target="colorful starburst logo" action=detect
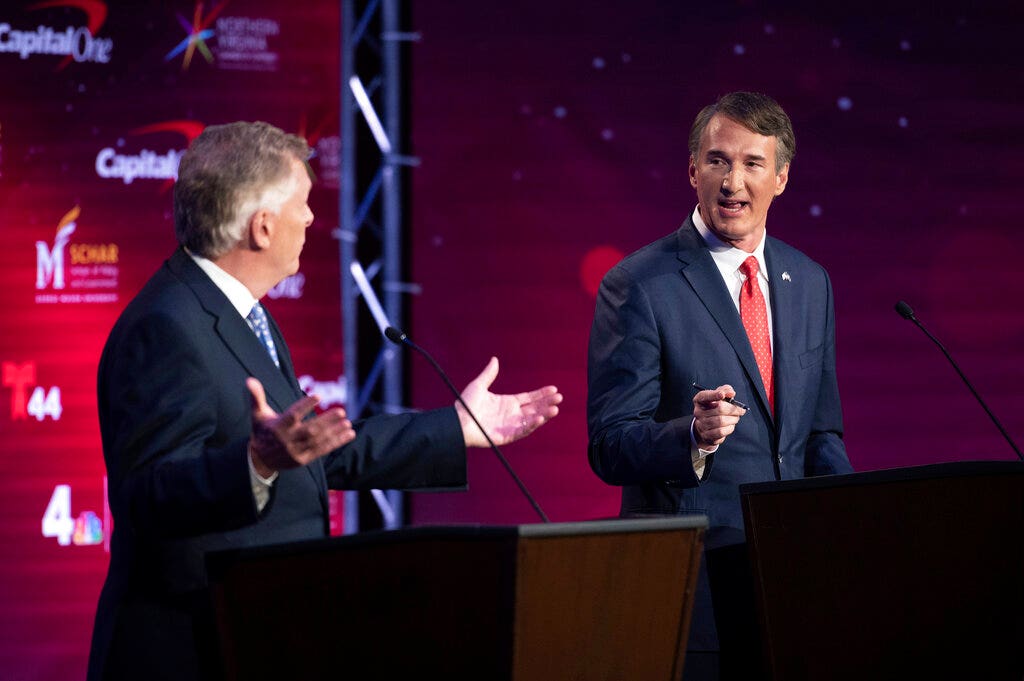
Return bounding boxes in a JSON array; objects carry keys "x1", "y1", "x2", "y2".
[{"x1": 164, "y1": 1, "x2": 228, "y2": 70}]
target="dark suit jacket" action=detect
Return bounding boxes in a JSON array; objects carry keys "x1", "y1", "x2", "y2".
[
  {"x1": 88, "y1": 248, "x2": 466, "y2": 681},
  {"x1": 587, "y1": 216, "x2": 852, "y2": 652}
]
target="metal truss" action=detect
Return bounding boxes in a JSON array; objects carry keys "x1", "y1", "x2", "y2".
[{"x1": 338, "y1": 0, "x2": 419, "y2": 533}]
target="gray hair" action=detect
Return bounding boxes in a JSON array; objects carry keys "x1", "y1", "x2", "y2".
[
  {"x1": 173, "y1": 121, "x2": 310, "y2": 258},
  {"x1": 688, "y1": 91, "x2": 795, "y2": 172}
]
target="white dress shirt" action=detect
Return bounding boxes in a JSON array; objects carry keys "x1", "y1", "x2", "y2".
[
  {"x1": 188, "y1": 251, "x2": 278, "y2": 511},
  {"x1": 688, "y1": 206, "x2": 773, "y2": 479}
]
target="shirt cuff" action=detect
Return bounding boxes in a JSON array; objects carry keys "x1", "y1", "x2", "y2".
[
  {"x1": 689, "y1": 419, "x2": 718, "y2": 480},
  {"x1": 248, "y1": 448, "x2": 279, "y2": 513}
]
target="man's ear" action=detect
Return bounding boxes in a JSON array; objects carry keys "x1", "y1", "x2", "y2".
[
  {"x1": 774, "y1": 162, "x2": 790, "y2": 197},
  {"x1": 249, "y1": 209, "x2": 273, "y2": 250}
]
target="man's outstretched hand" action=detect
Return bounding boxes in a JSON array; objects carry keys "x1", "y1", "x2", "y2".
[
  {"x1": 456, "y1": 357, "x2": 563, "y2": 448},
  {"x1": 247, "y1": 377, "x2": 356, "y2": 478}
]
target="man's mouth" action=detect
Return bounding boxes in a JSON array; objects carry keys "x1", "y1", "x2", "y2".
[{"x1": 718, "y1": 200, "x2": 747, "y2": 215}]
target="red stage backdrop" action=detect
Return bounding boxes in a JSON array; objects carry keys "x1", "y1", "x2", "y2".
[
  {"x1": 3, "y1": 1, "x2": 1024, "y2": 679},
  {"x1": 0, "y1": 2, "x2": 342, "y2": 678}
]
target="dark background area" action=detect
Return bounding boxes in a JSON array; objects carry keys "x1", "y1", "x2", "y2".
[{"x1": 409, "y1": 1, "x2": 1024, "y2": 522}]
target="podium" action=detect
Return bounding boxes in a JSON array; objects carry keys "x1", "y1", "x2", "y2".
[
  {"x1": 206, "y1": 517, "x2": 706, "y2": 680},
  {"x1": 741, "y1": 461, "x2": 1024, "y2": 680}
]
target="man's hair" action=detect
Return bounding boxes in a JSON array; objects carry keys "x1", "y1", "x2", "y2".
[
  {"x1": 174, "y1": 121, "x2": 310, "y2": 259},
  {"x1": 688, "y1": 91, "x2": 795, "y2": 172}
]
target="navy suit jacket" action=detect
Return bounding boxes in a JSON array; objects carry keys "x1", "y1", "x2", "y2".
[
  {"x1": 587, "y1": 217, "x2": 853, "y2": 651},
  {"x1": 88, "y1": 248, "x2": 466, "y2": 681}
]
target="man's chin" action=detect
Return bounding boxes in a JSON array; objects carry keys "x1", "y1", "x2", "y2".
[{"x1": 709, "y1": 220, "x2": 763, "y2": 247}]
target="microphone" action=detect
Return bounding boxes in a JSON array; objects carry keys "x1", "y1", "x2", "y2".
[
  {"x1": 894, "y1": 301, "x2": 1023, "y2": 461},
  {"x1": 384, "y1": 326, "x2": 550, "y2": 522}
]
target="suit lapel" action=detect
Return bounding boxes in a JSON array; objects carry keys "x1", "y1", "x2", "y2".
[
  {"x1": 764, "y1": 238, "x2": 795, "y2": 430},
  {"x1": 676, "y1": 221, "x2": 775, "y2": 423},
  {"x1": 168, "y1": 249, "x2": 299, "y2": 412},
  {"x1": 168, "y1": 250, "x2": 328, "y2": 508}
]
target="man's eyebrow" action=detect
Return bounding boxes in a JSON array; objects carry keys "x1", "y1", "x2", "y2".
[{"x1": 703, "y1": 149, "x2": 769, "y2": 162}]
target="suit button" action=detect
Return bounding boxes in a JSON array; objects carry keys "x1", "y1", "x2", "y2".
[{"x1": 777, "y1": 455, "x2": 783, "y2": 465}]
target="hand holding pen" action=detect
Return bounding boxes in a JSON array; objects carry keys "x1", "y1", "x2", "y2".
[
  {"x1": 691, "y1": 383, "x2": 749, "y2": 412},
  {"x1": 691, "y1": 383, "x2": 748, "y2": 450}
]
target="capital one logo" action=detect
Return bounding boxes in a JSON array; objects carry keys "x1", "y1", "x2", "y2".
[
  {"x1": 95, "y1": 119, "x2": 204, "y2": 186},
  {"x1": 0, "y1": 0, "x2": 114, "y2": 69},
  {"x1": 36, "y1": 205, "x2": 78, "y2": 290}
]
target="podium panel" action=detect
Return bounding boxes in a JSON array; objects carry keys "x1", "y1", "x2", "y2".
[
  {"x1": 207, "y1": 517, "x2": 706, "y2": 680},
  {"x1": 741, "y1": 461, "x2": 1024, "y2": 680}
]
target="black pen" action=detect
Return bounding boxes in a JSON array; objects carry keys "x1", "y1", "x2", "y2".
[{"x1": 691, "y1": 382, "x2": 749, "y2": 411}]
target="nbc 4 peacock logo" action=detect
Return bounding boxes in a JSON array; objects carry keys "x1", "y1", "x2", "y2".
[
  {"x1": 0, "y1": 0, "x2": 114, "y2": 69},
  {"x1": 35, "y1": 205, "x2": 120, "y2": 304}
]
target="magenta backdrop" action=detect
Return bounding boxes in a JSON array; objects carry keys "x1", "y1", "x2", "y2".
[
  {"x1": 408, "y1": 2, "x2": 1024, "y2": 524},
  {"x1": 2, "y1": 1, "x2": 1024, "y2": 679},
  {"x1": 0, "y1": 2, "x2": 342, "y2": 678}
]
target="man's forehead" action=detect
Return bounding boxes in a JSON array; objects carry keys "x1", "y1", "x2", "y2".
[{"x1": 699, "y1": 115, "x2": 777, "y2": 157}]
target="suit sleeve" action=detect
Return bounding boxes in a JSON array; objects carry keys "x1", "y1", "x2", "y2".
[
  {"x1": 99, "y1": 311, "x2": 257, "y2": 540},
  {"x1": 804, "y1": 271, "x2": 854, "y2": 476},
  {"x1": 587, "y1": 264, "x2": 700, "y2": 487},
  {"x1": 324, "y1": 407, "x2": 467, "y2": 491}
]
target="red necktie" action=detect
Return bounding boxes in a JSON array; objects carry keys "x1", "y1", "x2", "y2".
[{"x1": 739, "y1": 256, "x2": 773, "y2": 412}]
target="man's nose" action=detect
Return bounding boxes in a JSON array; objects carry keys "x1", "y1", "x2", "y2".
[{"x1": 721, "y1": 168, "x2": 743, "y2": 193}]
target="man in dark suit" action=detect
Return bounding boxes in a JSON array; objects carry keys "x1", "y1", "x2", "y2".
[
  {"x1": 88, "y1": 121, "x2": 562, "y2": 681},
  {"x1": 587, "y1": 92, "x2": 853, "y2": 679}
]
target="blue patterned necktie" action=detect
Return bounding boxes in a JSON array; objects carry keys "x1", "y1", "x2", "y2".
[{"x1": 246, "y1": 302, "x2": 280, "y2": 368}]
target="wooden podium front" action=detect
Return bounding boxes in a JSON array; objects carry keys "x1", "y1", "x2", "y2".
[
  {"x1": 206, "y1": 517, "x2": 706, "y2": 680},
  {"x1": 741, "y1": 461, "x2": 1024, "y2": 680}
]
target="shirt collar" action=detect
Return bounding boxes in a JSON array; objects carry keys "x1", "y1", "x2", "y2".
[
  {"x1": 187, "y1": 250, "x2": 258, "y2": 319},
  {"x1": 691, "y1": 206, "x2": 769, "y2": 280}
]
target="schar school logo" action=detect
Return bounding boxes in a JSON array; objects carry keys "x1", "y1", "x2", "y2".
[
  {"x1": 0, "y1": 0, "x2": 113, "y2": 69},
  {"x1": 35, "y1": 205, "x2": 120, "y2": 304},
  {"x1": 95, "y1": 119, "x2": 204, "y2": 187}
]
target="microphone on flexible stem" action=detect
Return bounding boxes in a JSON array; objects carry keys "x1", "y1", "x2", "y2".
[
  {"x1": 894, "y1": 301, "x2": 1023, "y2": 461},
  {"x1": 383, "y1": 326, "x2": 551, "y2": 523}
]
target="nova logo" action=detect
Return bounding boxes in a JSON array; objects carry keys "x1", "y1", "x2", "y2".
[
  {"x1": 165, "y1": 1, "x2": 227, "y2": 71},
  {"x1": 0, "y1": 0, "x2": 113, "y2": 68},
  {"x1": 167, "y1": 2, "x2": 281, "y2": 73},
  {"x1": 95, "y1": 119, "x2": 204, "y2": 186},
  {"x1": 35, "y1": 205, "x2": 120, "y2": 304}
]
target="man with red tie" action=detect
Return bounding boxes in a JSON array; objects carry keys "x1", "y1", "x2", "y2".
[{"x1": 587, "y1": 92, "x2": 853, "y2": 679}]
